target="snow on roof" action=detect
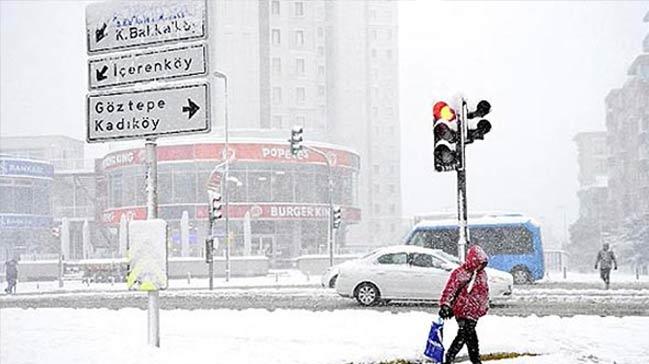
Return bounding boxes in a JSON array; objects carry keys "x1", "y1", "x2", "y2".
[{"x1": 415, "y1": 214, "x2": 536, "y2": 228}]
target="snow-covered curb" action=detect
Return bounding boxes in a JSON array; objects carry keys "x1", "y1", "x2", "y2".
[{"x1": 1, "y1": 308, "x2": 648, "y2": 364}]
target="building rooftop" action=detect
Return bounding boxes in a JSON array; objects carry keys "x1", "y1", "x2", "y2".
[{"x1": 627, "y1": 54, "x2": 649, "y2": 76}]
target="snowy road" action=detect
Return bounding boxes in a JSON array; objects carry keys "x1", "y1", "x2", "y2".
[
  {"x1": 2, "y1": 284, "x2": 649, "y2": 316},
  {"x1": 2, "y1": 308, "x2": 649, "y2": 364}
]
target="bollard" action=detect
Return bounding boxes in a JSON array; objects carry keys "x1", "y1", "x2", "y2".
[
  {"x1": 305, "y1": 272, "x2": 310, "y2": 282},
  {"x1": 110, "y1": 276, "x2": 115, "y2": 286},
  {"x1": 563, "y1": 267, "x2": 567, "y2": 279},
  {"x1": 187, "y1": 272, "x2": 191, "y2": 285},
  {"x1": 275, "y1": 272, "x2": 279, "y2": 283},
  {"x1": 637, "y1": 267, "x2": 640, "y2": 281}
]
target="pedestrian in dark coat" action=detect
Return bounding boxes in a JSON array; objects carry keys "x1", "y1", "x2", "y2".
[
  {"x1": 594, "y1": 243, "x2": 617, "y2": 289},
  {"x1": 438, "y1": 245, "x2": 490, "y2": 364},
  {"x1": 5, "y1": 259, "x2": 18, "y2": 294}
]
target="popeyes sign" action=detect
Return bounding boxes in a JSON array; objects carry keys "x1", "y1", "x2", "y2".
[{"x1": 100, "y1": 142, "x2": 359, "y2": 171}]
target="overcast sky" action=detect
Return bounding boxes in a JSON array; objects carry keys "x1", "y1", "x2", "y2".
[{"x1": 1, "y1": 0, "x2": 647, "y2": 245}]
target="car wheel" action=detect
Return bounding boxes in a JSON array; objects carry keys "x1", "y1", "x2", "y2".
[
  {"x1": 355, "y1": 282, "x2": 380, "y2": 306},
  {"x1": 511, "y1": 267, "x2": 531, "y2": 285},
  {"x1": 328, "y1": 275, "x2": 338, "y2": 288}
]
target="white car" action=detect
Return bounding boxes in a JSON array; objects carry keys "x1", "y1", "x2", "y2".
[
  {"x1": 321, "y1": 250, "x2": 381, "y2": 288},
  {"x1": 335, "y1": 245, "x2": 513, "y2": 306}
]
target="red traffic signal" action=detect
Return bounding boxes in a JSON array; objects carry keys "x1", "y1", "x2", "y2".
[{"x1": 433, "y1": 101, "x2": 456, "y2": 122}]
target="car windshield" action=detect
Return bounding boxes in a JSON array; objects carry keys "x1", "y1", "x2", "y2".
[{"x1": 432, "y1": 250, "x2": 460, "y2": 265}]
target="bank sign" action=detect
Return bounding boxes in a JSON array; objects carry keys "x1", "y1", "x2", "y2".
[
  {"x1": 86, "y1": 0, "x2": 207, "y2": 54},
  {"x1": 87, "y1": 83, "x2": 210, "y2": 143},
  {"x1": 0, "y1": 159, "x2": 54, "y2": 179}
]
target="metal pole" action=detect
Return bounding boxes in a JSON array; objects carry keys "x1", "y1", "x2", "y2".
[
  {"x1": 208, "y1": 218, "x2": 214, "y2": 290},
  {"x1": 223, "y1": 75, "x2": 231, "y2": 282},
  {"x1": 328, "y1": 160, "x2": 334, "y2": 267},
  {"x1": 145, "y1": 138, "x2": 160, "y2": 347},
  {"x1": 58, "y1": 253, "x2": 63, "y2": 288},
  {"x1": 456, "y1": 100, "x2": 469, "y2": 263},
  {"x1": 303, "y1": 145, "x2": 334, "y2": 266}
]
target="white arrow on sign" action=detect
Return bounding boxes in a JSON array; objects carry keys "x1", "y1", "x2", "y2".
[
  {"x1": 86, "y1": 83, "x2": 210, "y2": 143},
  {"x1": 88, "y1": 43, "x2": 208, "y2": 90},
  {"x1": 86, "y1": 0, "x2": 207, "y2": 54}
]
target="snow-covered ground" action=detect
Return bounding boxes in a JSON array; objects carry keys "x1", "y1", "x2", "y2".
[
  {"x1": 9, "y1": 269, "x2": 320, "y2": 295},
  {"x1": 1, "y1": 308, "x2": 647, "y2": 364},
  {"x1": 540, "y1": 271, "x2": 649, "y2": 284}
]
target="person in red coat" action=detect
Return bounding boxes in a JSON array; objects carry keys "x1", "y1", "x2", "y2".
[{"x1": 438, "y1": 245, "x2": 490, "y2": 364}]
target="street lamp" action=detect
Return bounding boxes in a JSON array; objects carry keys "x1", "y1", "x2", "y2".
[{"x1": 213, "y1": 71, "x2": 232, "y2": 282}]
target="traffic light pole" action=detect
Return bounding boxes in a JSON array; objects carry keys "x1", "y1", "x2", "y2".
[
  {"x1": 303, "y1": 145, "x2": 335, "y2": 267},
  {"x1": 456, "y1": 100, "x2": 470, "y2": 263}
]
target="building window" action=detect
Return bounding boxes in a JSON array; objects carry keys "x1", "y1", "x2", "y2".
[
  {"x1": 296, "y1": 58, "x2": 305, "y2": 75},
  {"x1": 272, "y1": 0, "x2": 280, "y2": 15},
  {"x1": 371, "y1": 30, "x2": 377, "y2": 40},
  {"x1": 318, "y1": 85, "x2": 325, "y2": 97},
  {"x1": 390, "y1": 165, "x2": 396, "y2": 174},
  {"x1": 295, "y1": 30, "x2": 304, "y2": 47},
  {"x1": 370, "y1": 9, "x2": 376, "y2": 20},
  {"x1": 272, "y1": 115, "x2": 283, "y2": 129},
  {"x1": 296, "y1": 87, "x2": 306, "y2": 104},
  {"x1": 295, "y1": 116, "x2": 305, "y2": 128},
  {"x1": 386, "y1": 49, "x2": 393, "y2": 59},
  {"x1": 371, "y1": 49, "x2": 377, "y2": 58},
  {"x1": 317, "y1": 46, "x2": 324, "y2": 56},
  {"x1": 294, "y1": 2, "x2": 304, "y2": 16},
  {"x1": 389, "y1": 184, "x2": 395, "y2": 193},
  {"x1": 389, "y1": 204, "x2": 396, "y2": 214},
  {"x1": 372, "y1": 107, "x2": 378, "y2": 117},
  {"x1": 317, "y1": 27, "x2": 324, "y2": 38},
  {"x1": 260, "y1": 117, "x2": 270, "y2": 129},
  {"x1": 272, "y1": 57, "x2": 282, "y2": 76},
  {"x1": 374, "y1": 204, "x2": 381, "y2": 214},
  {"x1": 272, "y1": 29, "x2": 281, "y2": 45},
  {"x1": 318, "y1": 65, "x2": 325, "y2": 76},
  {"x1": 272, "y1": 87, "x2": 282, "y2": 104},
  {"x1": 373, "y1": 164, "x2": 380, "y2": 174}
]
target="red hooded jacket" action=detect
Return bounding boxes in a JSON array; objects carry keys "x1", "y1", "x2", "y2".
[{"x1": 439, "y1": 245, "x2": 490, "y2": 320}]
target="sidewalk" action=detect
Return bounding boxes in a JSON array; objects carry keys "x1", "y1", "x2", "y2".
[{"x1": 2, "y1": 269, "x2": 322, "y2": 296}]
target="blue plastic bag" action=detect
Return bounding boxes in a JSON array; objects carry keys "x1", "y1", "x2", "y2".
[{"x1": 424, "y1": 317, "x2": 444, "y2": 363}]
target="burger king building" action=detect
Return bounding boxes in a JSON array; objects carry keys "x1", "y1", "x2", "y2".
[{"x1": 98, "y1": 139, "x2": 360, "y2": 264}]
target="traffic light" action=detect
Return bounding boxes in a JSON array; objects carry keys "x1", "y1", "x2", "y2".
[
  {"x1": 466, "y1": 100, "x2": 492, "y2": 143},
  {"x1": 432, "y1": 101, "x2": 459, "y2": 172},
  {"x1": 289, "y1": 126, "x2": 304, "y2": 156},
  {"x1": 205, "y1": 238, "x2": 214, "y2": 263},
  {"x1": 332, "y1": 206, "x2": 342, "y2": 229},
  {"x1": 210, "y1": 193, "x2": 223, "y2": 221}
]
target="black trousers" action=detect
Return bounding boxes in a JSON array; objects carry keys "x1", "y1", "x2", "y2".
[
  {"x1": 600, "y1": 268, "x2": 611, "y2": 286},
  {"x1": 445, "y1": 318, "x2": 480, "y2": 364}
]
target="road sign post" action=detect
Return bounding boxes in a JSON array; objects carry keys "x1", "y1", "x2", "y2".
[{"x1": 85, "y1": 0, "x2": 214, "y2": 349}]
